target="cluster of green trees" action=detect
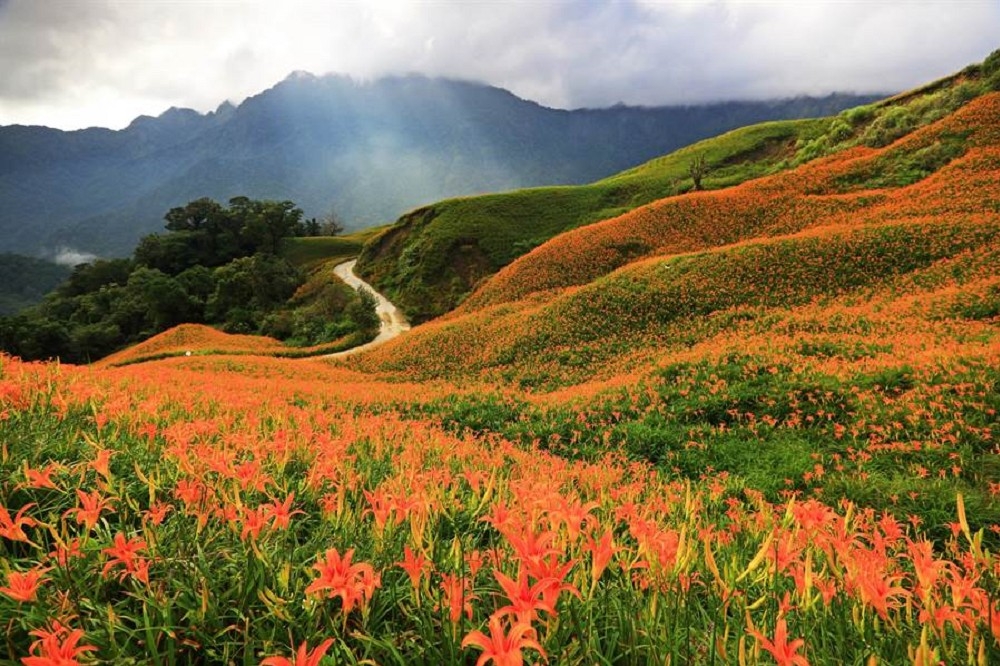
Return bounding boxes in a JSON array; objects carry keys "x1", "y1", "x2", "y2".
[{"x1": 0, "y1": 197, "x2": 374, "y2": 363}]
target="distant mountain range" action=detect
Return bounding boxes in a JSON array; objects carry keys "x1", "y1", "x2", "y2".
[{"x1": 0, "y1": 72, "x2": 884, "y2": 257}]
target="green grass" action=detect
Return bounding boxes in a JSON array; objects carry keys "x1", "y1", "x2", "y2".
[{"x1": 280, "y1": 226, "x2": 390, "y2": 270}]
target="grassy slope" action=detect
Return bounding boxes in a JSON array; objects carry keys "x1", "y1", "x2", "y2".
[
  {"x1": 355, "y1": 90, "x2": 1000, "y2": 379},
  {"x1": 357, "y1": 119, "x2": 824, "y2": 321},
  {"x1": 280, "y1": 226, "x2": 389, "y2": 270},
  {"x1": 358, "y1": 62, "x2": 992, "y2": 323}
]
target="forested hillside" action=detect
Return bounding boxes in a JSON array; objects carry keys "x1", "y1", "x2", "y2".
[
  {"x1": 0, "y1": 198, "x2": 380, "y2": 362},
  {"x1": 0, "y1": 253, "x2": 69, "y2": 314}
]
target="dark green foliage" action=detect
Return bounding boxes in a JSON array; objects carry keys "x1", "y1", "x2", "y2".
[
  {"x1": 207, "y1": 255, "x2": 302, "y2": 333},
  {"x1": 0, "y1": 313, "x2": 71, "y2": 360},
  {"x1": 0, "y1": 254, "x2": 70, "y2": 315},
  {"x1": 229, "y1": 197, "x2": 305, "y2": 256},
  {"x1": 261, "y1": 232, "x2": 387, "y2": 348},
  {"x1": 57, "y1": 258, "x2": 133, "y2": 297},
  {"x1": 175, "y1": 265, "x2": 216, "y2": 306},
  {"x1": 136, "y1": 197, "x2": 305, "y2": 273},
  {"x1": 128, "y1": 268, "x2": 203, "y2": 330},
  {"x1": 0, "y1": 197, "x2": 316, "y2": 362},
  {"x1": 70, "y1": 320, "x2": 123, "y2": 361},
  {"x1": 346, "y1": 287, "x2": 381, "y2": 334}
]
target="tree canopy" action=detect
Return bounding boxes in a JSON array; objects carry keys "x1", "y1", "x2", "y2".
[{"x1": 0, "y1": 196, "x2": 373, "y2": 363}]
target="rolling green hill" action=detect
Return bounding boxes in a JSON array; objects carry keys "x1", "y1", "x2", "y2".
[
  {"x1": 280, "y1": 225, "x2": 389, "y2": 270},
  {"x1": 357, "y1": 56, "x2": 996, "y2": 323}
]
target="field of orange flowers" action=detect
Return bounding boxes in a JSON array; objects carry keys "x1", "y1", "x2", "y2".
[
  {"x1": 1, "y1": 350, "x2": 999, "y2": 665},
  {"x1": 462, "y1": 93, "x2": 1000, "y2": 311},
  {"x1": 2, "y1": 93, "x2": 1000, "y2": 664},
  {"x1": 95, "y1": 323, "x2": 371, "y2": 368}
]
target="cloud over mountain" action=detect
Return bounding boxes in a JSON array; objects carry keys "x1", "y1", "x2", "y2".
[{"x1": 0, "y1": 0, "x2": 995, "y2": 130}]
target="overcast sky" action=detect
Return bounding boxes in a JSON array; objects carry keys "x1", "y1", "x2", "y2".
[{"x1": 0, "y1": 0, "x2": 996, "y2": 130}]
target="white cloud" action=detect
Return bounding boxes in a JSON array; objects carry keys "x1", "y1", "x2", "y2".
[
  {"x1": 0, "y1": 0, "x2": 996, "y2": 129},
  {"x1": 52, "y1": 246, "x2": 98, "y2": 267}
]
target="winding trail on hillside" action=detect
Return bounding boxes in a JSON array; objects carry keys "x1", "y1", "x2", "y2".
[{"x1": 325, "y1": 259, "x2": 411, "y2": 358}]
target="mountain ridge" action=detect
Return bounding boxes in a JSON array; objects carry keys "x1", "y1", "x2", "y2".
[{"x1": 0, "y1": 72, "x2": 881, "y2": 258}]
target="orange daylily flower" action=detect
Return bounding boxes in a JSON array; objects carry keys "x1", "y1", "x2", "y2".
[
  {"x1": 49, "y1": 538, "x2": 84, "y2": 568},
  {"x1": 522, "y1": 555, "x2": 580, "y2": 609},
  {"x1": 441, "y1": 573, "x2": 476, "y2": 624},
  {"x1": 505, "y1": 528, "x2": 559, "y2": 572},
  {"x1": 22, "y1": 622, "x2": 97, "y2": 666},
  {"x1": 748, "y1": 616, "x2": 809, "y2": 666},
  {"x1": 260, "y1": 638, "x2": 334, "y2": 666},
  {"x1": 584, "y1": 529, "x2": 618, "y2": 585},
  {"x1": 0, "y1": 568, "x2": 48, "y2": 602},
  {"x1": 305, "y1": 547, "x2": 379, "y2": 614},
  {"x1": 143, "y1": 501, "x2": 173, "y2": 526},
  {"x1": 853, "y1": 565, "x2": 910, "y2": 620},
  {"x1": 907, "y1": 538, "x2": 947, "y2": 601},
  {"x1": 0, "y1": 502, "x2": 36, "y2": 542},
  {"x1": 481, "y1": 502, "x2": 514, "y2": 534},
  {"x1": 88, "y1": 448, "x2": 113, "y2": 481},
  {"x1": 22, "y1": 462, "x2": 61, "y2": 490},
  {"x1": 268, "y1": 493, "x2": 305, "y2": 530},
  {"x1": 493, "y1": 569, "x2": 558, "y2": 625},
  {"x1": 101, "y1": 532, "x2": 149, "y2": 584},
  {"x1": 64, "y1": 490, "x2": 113, "y2": 532},
  {"x1": 240, "y1": 505, "x2": 271, "y2": 541},
  {"x1": 462, "y1": 615, "x2": 546, "y2": 666},
  {"x1": 549, "y1": 497, "x2": 598, "y2": 542},
  {"x1": 396, "y1": 545, "x2": 430, "y2": 590},
  {"x1": 465, "y1": 549, "x2": 486, "y2": 580}
]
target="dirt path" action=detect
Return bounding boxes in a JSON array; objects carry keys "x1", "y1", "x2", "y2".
[{"x1": 325, "y1": 259, "x2": 411, "y2": 358}]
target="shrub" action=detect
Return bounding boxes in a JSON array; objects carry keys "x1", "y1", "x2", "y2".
[
  {"x1": 862, "y1": 106, "x2": 915, "y2": 147},
  {"x1": 982, "y1": 48, "x2": 1000, "y2": 76},
  {"x1": 841, "y1": 104, "x2": 876, "y2": 126},
  {"x1": 827, "y1": 118, "x2": 854, "y2": 143},
  {"x1": 347, "y1": 287, "x2": 381, "y2": 333}
]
